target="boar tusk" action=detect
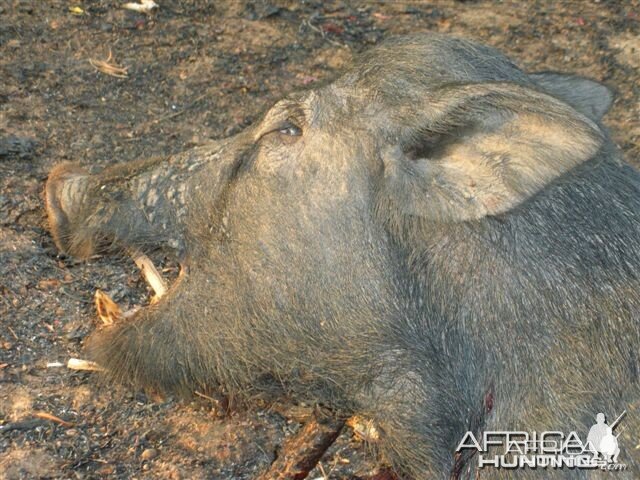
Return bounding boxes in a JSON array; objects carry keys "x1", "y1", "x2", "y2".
[
  {"x1": 94, "y1": 289, "x2": 122, "y2": 325},
  {"x1": 67, "y1": 358, "x2": 104, "y2": 371},
  {"x1": 131, "y1": 251, "x2": 168, "y2": 300}
]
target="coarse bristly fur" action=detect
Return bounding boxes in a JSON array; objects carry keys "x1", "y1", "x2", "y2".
[{"x1": 45, "y1": 34, "x2": 639, "y2": 479}]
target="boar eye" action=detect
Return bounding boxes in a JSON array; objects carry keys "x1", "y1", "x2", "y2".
[
  {"x1": 257, "y1": 112, "x2": 304, "y2": 143},
  {"x1": 278, "y1": 122, "x2": 302, "y2": 137}
]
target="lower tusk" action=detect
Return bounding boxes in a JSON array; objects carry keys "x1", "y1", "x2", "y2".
[
  {"x1": 67, "y1": 358, "x2": 104, "y2": 371},
  {"x1": 95, "y1": 289, "x2": 121, "y2": 325}
]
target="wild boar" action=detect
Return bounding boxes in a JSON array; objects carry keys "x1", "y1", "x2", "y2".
[{"x1": 45, "y1": 34, "x2": 640, "y2": 478}]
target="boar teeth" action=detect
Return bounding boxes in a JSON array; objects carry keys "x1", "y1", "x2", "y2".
[{"x1": 94, "y1": 289, "x2": 121, "y2": 325}]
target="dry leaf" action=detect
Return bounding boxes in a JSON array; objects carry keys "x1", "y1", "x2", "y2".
[{"x1": 346, "y1": 416, "x2": 380, "y2": 442}]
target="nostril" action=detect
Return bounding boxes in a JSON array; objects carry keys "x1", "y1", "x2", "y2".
[{"x1": 45, "y1": 163, "x2": 92, "y2": 257}]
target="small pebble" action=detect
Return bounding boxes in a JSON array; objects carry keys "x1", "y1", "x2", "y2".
[{"x1": 140, "y1": 448, "x2": 158, "y2": 461}]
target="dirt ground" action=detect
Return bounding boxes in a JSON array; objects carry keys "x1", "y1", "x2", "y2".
[{"x1": 1, "y1": 1, "x2": 639, "y2": 479}]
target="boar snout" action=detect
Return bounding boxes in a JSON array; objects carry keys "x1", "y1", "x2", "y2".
[
  {"x1": 44, "y1": 142, "x2": 235, "y2": 260},
  {"x1": 45, "y1": 162, "x2": 94, "y2": 258}
]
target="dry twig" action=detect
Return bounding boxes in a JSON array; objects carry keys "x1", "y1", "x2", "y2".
[
  {"x1": 89, "y1": 50, "x2": 128, "y2": 78},
  {"x1": 123, "y1": 0, "x2": 158, "y2": 13},
  {"x1": 33, "y1": 411, "x2": 74, "y2": 428},
  {"x1": 257, "y1": 413, "x2": 345, "y2": 480}
]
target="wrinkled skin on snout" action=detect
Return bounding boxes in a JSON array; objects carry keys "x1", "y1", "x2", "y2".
[{"x1": 46, "y1": 34, "x2": 640, "y2": 479}]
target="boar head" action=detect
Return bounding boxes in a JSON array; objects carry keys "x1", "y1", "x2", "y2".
[{"x1": 46, "y1": 34, "x2": 640, "y2": 478}]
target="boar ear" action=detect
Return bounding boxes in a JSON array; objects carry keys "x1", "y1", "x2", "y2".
[
  {"x1": 529, "y1": 72, "x2": 614, "y2": 120},
  {"x1": 380, "y1": 82, "x2": 604, "y2": 223}
]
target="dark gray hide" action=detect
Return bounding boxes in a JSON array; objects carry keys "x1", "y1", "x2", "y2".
[{"x1": 45, "y1": 34, "x2": 640, "y2": 479}]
